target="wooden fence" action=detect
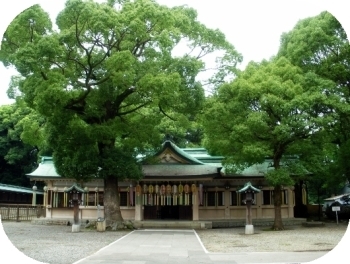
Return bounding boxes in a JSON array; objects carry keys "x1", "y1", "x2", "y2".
[{"x1": 0, "y1": 204, "x2": 45, "y2": 221}]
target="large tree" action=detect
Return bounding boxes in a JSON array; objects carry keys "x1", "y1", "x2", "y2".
[
  {"x1": 201, "y1": 57, "x2": 334, "y2": 230},
  {"x1": 278, "y1": 11, "x2": 350, "y2": 184},
  {"x1": 0, "y1": 0, "x2": 241, "y2": 227}
]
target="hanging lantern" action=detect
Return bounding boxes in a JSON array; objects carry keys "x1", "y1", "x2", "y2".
[
  {"x1": 148, "y1": 193, "x2": 153, "y2": 205},
  {"x1": 166, "y1": 184, "x2": 172, "y2": 194},
  {"x1": 166, "y1": 184, "x2": 172, "y2": 205},
  {"x1": 136, "y1": 184, "x2": 141, "y2": 196},
  {"x1": 172, "y1": 184, "x2": 177, "y2": 195},
  {"x1": 148, "y1": 184, "x2": 154, "y2": 194},
  {"x1": 172, "y1": 184, "x2": 178, "y2": 205},
  {"x1": 191, "y1": 184, "x2": 197, "y2": 193},
  {"x1": 154, "y1": 184, "x2": 159, "y2": 206},
  {"x1": 143, "y1": 184, "x2": 148, "y2": 194},
  {"x1": 160, "y1": 184, "x2": 166, "y2": 195},
  {"x1": 178, "y1": 183, "x2": 183, "y2": 193},
  {"x1": 184, "y1": 184, "x2": 189, "y2": 194},
  {"x1": 160, "y1": 184, "x2": 166, "y2": 205}
]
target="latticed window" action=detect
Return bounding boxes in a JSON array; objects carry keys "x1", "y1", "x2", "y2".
[
  {"x1": 88, "y1": 193, "x2": 95, "y2": 206},
  {"x1": 98, "y1": 193, "x2": 104, "y2": 206},
  {"x1": 230, "y1": 191, "x2": 238, "y2": 206},
  {"x1": 263, "y1": 190, "x2": 288, "y2": 205},
  {"x1": 119, "y1": 192, "x2": 128, "y2": 206},
  {"x1": 207, "y1": 192, "x2": 216, "y2": 206},
  {"x1": 57, "y1": 192, "x2": 64, "y2": 207},
  {"x1": 282, "y1": 190, "x2": 288, "y2": 205},
  {"x1": 206, "y1": 191, "x2": 224, "y2": 206},
  {"x1": 263, "y1": 190, "x2": 271, "y2": 205}
]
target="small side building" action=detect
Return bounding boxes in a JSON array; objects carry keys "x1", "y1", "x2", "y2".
[{"x1": 0, "y1": 183, "x2": 44, "y2": 205}]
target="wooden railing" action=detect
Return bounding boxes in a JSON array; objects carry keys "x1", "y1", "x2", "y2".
[{"x1": 0, "y1": 204, "x2": 46, "y2": 221}]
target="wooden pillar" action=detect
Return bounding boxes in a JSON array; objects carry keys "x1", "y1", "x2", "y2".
[
  {"x1": 256, "y1": 191, "x2": 262, "y2": 218},
  {"x1": 288, "y1": 188, "x2": 294, "y2": 218},
  {"x1": 192, "y1": 189, "x2": 199, "y2": 221},
  {"x1": 224, "y1": 190, "x2": 230, "y2": 219},
  {"x1": 32, "y1": 186, "x2": 37, "y2": 206},
  {"x1": 135, "y1": 203, "x2": 142, "y2": 221}
]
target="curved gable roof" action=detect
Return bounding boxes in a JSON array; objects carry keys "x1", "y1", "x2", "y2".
[
  {"x1": 26, "y1": 157, "x2": 60, "y2": 178},
  {"x1": 154, "y1": 140, "x2": 205, "y2": 165}
]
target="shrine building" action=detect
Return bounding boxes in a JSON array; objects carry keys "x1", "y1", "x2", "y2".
[{"x1": 27, "y1": 140, "x2": 300, "y2": 224}]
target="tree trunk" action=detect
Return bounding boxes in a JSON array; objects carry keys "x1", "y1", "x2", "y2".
[
  {"x1": 272, "y1": 185, "x2": 284, "y2": 230},
  {"x1": 104, "y1": 175, "x2": 123, "y2": 226}
]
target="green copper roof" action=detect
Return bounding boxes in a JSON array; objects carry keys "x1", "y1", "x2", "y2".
[
  {"x1": 156, "y1": 140, "x2": 205, "y2": 165},
  {"x1": 181, "y1": 148, "x2": 223, "y2": 165},
  {"x1": 26, "y1": 157, "x2": 60, "y2": 178},
  {"x1": 237, "y1": 182, "x2": 261, "y2": 193},
  {"x1": 0, "y1": 183, "x2": 44, "y2": 194}
]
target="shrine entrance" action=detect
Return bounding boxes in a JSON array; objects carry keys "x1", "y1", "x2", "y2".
[
  {"x1": 138, "y1": 182, "x2": 196, "y2": 221},
  {"x1": 144, "y1": 205, "x2": 192, "y2": 220}
]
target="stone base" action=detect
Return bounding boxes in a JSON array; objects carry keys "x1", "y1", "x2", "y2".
[
  {"x1": 96, "y1": 220, "x2": 106, "y2": 232},
  {"x1": 72, "y1": 224, "x2": 80, "y2": 233},
  {"x1": 245, "y1": 224, "x2": 254, "y2": 234}
]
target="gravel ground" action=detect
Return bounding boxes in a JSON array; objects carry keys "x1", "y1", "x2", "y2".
[
  {"x1": 1, "y1": 222, "x2": 129, "y2": 264},
  {"x1": 196, "y1": 222, "x2": 349, "y2": 253},
  {"x1": 1, "y1": 220, "x2": 349, "y2": 264}
]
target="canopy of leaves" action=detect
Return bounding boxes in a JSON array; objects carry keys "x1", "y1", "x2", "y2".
[
  {"x1": 201, "y1": 57, "x2": 335, "y2": 187},
  {"x1": 0, "y1": 0, "x2": 241, "y2": 180},
  {"x1": 278, "y1": 11, "x2": 350, "y2": 182}
]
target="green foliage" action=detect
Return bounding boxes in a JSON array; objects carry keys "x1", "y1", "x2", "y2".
[
  {"x1": 265, "y1": 169, "x2": 294, "y2": 187},
  {"x1": 278, "y1": 11, "x2": 350, "y2": 87},
  {"x1": 0, "y1": 104, "x2": 38, "y2": 187},
  {"x1": 278, "y1": 11, "x2": 350, "y2": 184},
  {"x1": 0, "y1": 0, "x2": 240, "y2": 184},
  {"x1": 201, "y1": 57, "x2": 334, "y2": 188}
]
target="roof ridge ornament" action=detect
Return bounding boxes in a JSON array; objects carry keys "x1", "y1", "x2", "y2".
[
  {"x1": 65, "y1": 183, "x2": 86, "y2": 193},
  {"x1": 237, "y1": 181, "x2": 261, "y2": 193}
]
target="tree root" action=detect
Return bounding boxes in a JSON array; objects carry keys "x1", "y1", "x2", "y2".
[
  {"x1": 106, "y1": 220, "x2": 136, "y2": 231},
  {"x1": 272, "y1": 226, "x2": 285, "y2": 231}
]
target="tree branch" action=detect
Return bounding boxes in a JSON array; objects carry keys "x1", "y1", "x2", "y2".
[
  {"x1": 119, "y1": 102, "x2": 150, "y2": 116},
  {"x1": 158, "y1": 104, "x2": 177, "y2": 121}
]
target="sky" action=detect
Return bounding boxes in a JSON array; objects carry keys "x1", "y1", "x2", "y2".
[{"x1": 0, "y1": 0, "x2": 349, "y2": 107}]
